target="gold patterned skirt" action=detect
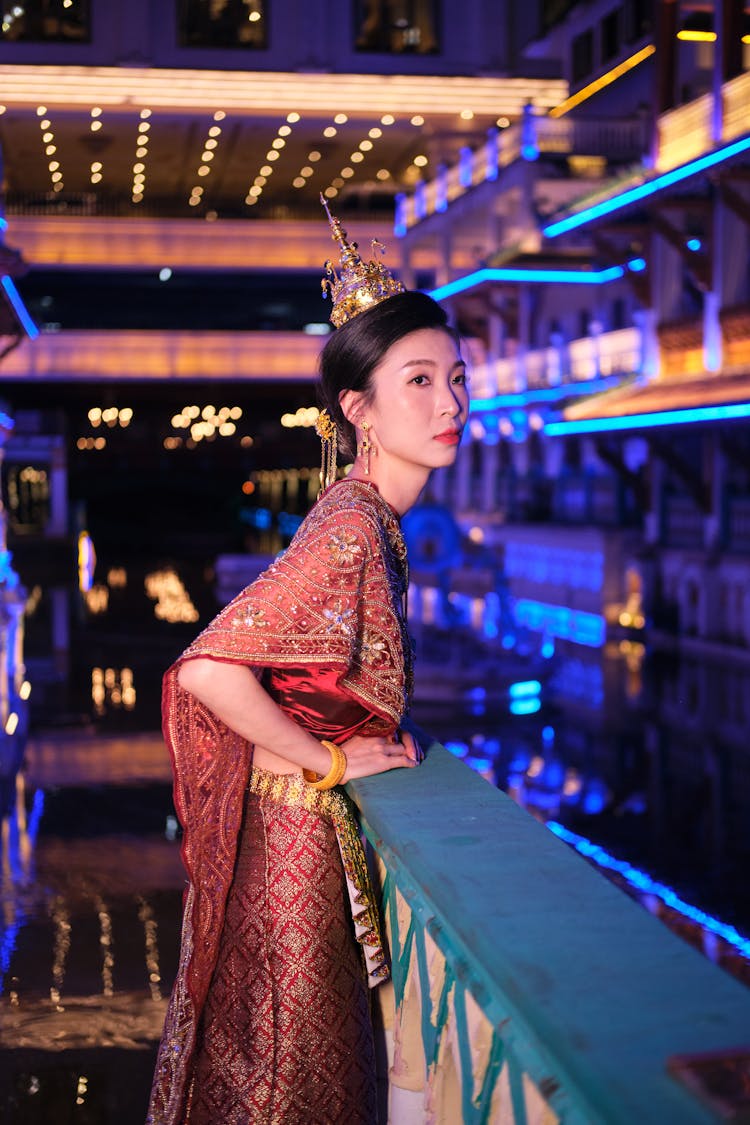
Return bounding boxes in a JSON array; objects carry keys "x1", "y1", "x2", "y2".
[{"x1": 185, "y1": 766, "x2": 385, "y2": 1125}]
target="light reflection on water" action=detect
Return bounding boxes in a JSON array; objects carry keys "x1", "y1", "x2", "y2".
[
  {"x1": 0, "y1": 746, "x2": 184, "y2": 1121},
  {"x1": 10, "y1": 549, "x2": 750, "y2": 1004},
  {"x1": 3, "y1": 540, "x2": 750, "y2": 1118},
  {"x1": 18, "y1": 548, "x2": 750, "y2": 939}
]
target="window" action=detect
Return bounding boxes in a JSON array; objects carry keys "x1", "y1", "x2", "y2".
[
  {"x1": 355, "y1": 0, "x2": 439, "y2": 54},
  {"x1": 1, "y1": 0, "x2": 90, "y2": 42},
  {"x1": 571, "y1": 28, "x2": 594, "y2": 84},
  {"x1": 6, "y1": 464, "x2": 50, "y2": 533},
  {"x1": 179, "y1": 0, "x2": 267, "y2": 49},
  {"x1": 601, "y1": 9, "x2": 619, "y2": 62}
]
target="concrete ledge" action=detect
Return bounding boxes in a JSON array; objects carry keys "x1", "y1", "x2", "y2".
[{"x1": 348, "y1": 745, "x2": 750, "y2": 1123}]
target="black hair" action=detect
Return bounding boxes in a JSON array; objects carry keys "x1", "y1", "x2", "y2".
[{"x1": 318, "y1": 290, "x2": 451, "y2": 458}]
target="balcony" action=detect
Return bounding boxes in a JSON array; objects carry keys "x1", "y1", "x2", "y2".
[
  {"x1": 348, "y1": 746, "x2": 750, "y2": 1123},
  {"x1": 656, "y1": 70, "x2": 750, "y2": 174},
  {"x1": 469, "y1": 327, "x2": 642, "y2": 398},
  {"x1": 395, "y1": 118, "x2": 648, "y2": 233}
]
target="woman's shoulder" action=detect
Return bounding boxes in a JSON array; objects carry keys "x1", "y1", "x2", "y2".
[
  {"x1": 274, "y1": 480, "x2": 385, "y2": 570},
  {"x1": 306, "y1": 478, "x2": 407, "y2": 570},
  {"x1": 310, "y1": 477, "x2": 392, "y2": 532}
]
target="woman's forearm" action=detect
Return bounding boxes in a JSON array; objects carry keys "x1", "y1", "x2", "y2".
[
  {"x1": 177, "y1": 657, "x2": 418, "y2": 781},
  {"x1": 177, "y1": 658, "x2": 333, "y2": 776}
]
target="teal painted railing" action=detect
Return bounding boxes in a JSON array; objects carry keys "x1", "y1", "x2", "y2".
[{"x1": 347, "y1": 745, "x2": 750, "y2": 1124}]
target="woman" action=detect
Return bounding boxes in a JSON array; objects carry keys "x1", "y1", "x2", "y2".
[{"x1": 147, "y1": 210, "x2": 469, "y2": 1124}]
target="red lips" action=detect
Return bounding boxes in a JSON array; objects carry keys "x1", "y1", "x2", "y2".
[{"x1": 434, "y1": 430, "x2": 461, "y2": 444}]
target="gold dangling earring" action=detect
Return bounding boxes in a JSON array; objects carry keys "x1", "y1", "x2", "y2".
[
  {"x1": 358, "y1": 421, "x2": 373, "y2": 475},
  {"x1": 315, "y1": 409, "x2": 338, "y2": 496}
]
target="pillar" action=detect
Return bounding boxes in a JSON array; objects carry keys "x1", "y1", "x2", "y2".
[
  {"x1": 703, "y1": 291, "x2": 722, "y2": 374},
  {"x1": 430, "y1": 465, "x2": 449, "y2": 506},
  {"x1": 454, "y1": 442, "x2": 472, "y2": 512},
  {"x1": 652, "y1": 0, "x2": 679, "y2": 164},
  {"x1": 479, "y1": 443, "x2": 500, "y2": 513},
  {"x1": 644, "y1": 453, "x2": 664, "y2": 545},
  {"x1": 400, "y1": 241, "x2": 417, "y2": 291},
  {"x1": 436, "y1": 224, "x2": 454, "y2": 288},
  {"x1": 48, "y1": 436, "x2": 68, "y2": 537},
  {"x1": 515, "y1": 285, "x2": 532, "y2": 393},
  {"x1": 487, "y1": 309, "x2": 506, "y2": 396},
  {"x1": 633, "y1": 308, "x2": 660, "y2": 379},
  {"x1": 703, "y1": 432, "x2": 727, "y2": 549},
  {"x1": 713, "y1": 0, "x2": 745, "y2": 142}
]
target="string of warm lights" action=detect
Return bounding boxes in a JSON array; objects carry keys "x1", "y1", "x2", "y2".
[
  {"x1": 84, "y1": 584, "x2": 109, "y2": 613},
  {"x1": 167, "y1": 403, "x2": 249, "y2": 449},
  {"x1": 290, "y1": 145, "x2": 322, "y2": 191},
  {"x1": 89, "y1": 105, "x2": 104, "y2": 184},
  {"x1": 323, "y1": 112, "x2": 397, "y2": 200},
  {"x1": 77, "y1": 407, "x2": 133, "y2": 450},
  {"x1": 297, "y1": 112, "x2": 346, "y2": 196},
  {"x1": 92, "y1": 666, "x2": 136, "y2": 712},
  {"x1": 36, "y1": 105, "x2": 64, "y2": 193},
  {"x1": 280, "y1": 406, "x2": 319, "y2": 428},
  {"x1": 188, "y1": 109, "x2": 226, "y2": 208},
  {"x1": 245, "y1": 112, "x2": 300, "y2": 208},
  {"x1": 132, "y1": 108, "x2": 152, "y2": 204},
  {"x1": 88, "y1": 407, "x2": 133, "y2": 428}
]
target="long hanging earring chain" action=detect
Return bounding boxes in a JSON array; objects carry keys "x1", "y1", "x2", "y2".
[{"x1": 359, "y1": 421, "x2": 372, "y2": 475}]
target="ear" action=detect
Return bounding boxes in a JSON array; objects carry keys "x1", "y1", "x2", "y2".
[{"x1": 338, "y1": 388, "x2": 365, "y2": 427}]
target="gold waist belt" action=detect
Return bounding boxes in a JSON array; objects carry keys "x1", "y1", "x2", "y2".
[{"x1": 249, "y1": 764, "x2": 389, "y2": 987}]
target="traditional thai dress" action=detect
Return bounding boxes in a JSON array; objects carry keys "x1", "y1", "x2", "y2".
[{"x1": 147, "y1": 478, "x2": 412, "y2": 1125}]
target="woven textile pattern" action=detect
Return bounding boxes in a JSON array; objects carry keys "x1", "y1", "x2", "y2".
[
  {"x1": 188, "y1": 793, "x2": 377, "y2": 1125},
  {"x1": 147, "y1": 480, "x2": 409, "y2": 1123}
]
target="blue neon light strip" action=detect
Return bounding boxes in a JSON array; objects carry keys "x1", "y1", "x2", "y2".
[
  {"x1": 428, "y1": 265, "x2": 624, "y2": 302},
  {"x1": 545, "y1": 400, "x2": 750, "y2": 436},
  {"x1": 0, "y1": 216, "x2": 7, "y2": 231},
  {"x1": 510, "y1": 697, "x2": 542, "y2": 716},
  {"x1": 515, "y1": 598, "x2": 606, "y2": 647},
  {"x1": 509, "y1": 679, "x2": 542, "y2": 699},
  {"x1": 548, "y1": 821, "x2": 750, "y2": 960},
  {"x1": 543, "y1": 134, "x2": 750, "y2": 239},
  {"x1": 470, "y1": 375, "x2": 621, "y2": 414},
  {"x1": 1, "y1": 275, "x2": 39, "y2": 339}
]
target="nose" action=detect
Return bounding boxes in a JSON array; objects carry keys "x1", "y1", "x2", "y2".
[{"x1": 438, "y1": 379, "x2": 466, "y2": 418}]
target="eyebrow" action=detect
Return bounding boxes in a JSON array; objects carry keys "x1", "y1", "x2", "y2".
[{"x1": 399, "y1": 358, "x2": 466, "y2": 371}]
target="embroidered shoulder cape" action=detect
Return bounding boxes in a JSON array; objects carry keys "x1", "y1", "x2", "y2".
[{"x1": 147, "y1": 478, "x2": 411, "y2": 1125}]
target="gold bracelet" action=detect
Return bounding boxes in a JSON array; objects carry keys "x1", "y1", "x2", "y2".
[{"x1": 303, "y1": 739, "x2": 347, "y2": 790}]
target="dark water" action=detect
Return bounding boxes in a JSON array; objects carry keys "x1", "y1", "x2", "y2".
[
  {"x1": 2, "y1": 539, "x2": 750, "y2": 1121},
  {"x1": 16, "y1": 540, "x2": 750, "y2": 939}
]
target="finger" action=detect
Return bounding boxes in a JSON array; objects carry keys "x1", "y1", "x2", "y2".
[
  {"x1": 385, "y1": 741, "x2": 415, "y2": 762},
  {"x1": 400, "y1": 731, "x2": 419, "y2": 762},
  {"x1": 387, "y1": 746, "x2": 417, "y2": 769}
]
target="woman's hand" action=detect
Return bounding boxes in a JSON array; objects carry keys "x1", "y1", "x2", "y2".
[
  {"x1": 176, "y1": 658, "x2": 423, "y2": 782},
  {"x1": 340, "y1": 730, "x2": 420, "y2": 782}
]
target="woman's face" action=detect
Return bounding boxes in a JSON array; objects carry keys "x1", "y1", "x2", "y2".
[{"x1": 356, "y1": 327, "x2": 469, "y2": 474}]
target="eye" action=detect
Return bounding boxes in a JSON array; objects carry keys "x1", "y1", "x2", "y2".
[
  {"x1": 409, "y1": 373, "x2": 430, "y2": 385},
  {"x1": 452, "y1": 370, "x2": 468, "y2": 385}
]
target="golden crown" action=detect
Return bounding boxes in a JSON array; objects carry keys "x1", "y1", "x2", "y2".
[{"x1": 320, "y1": 194, "x2": 405, "y2": 328}]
